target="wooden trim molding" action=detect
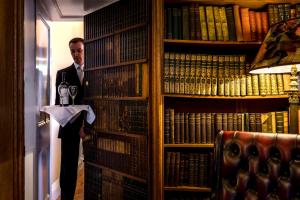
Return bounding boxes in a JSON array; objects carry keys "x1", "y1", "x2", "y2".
[
  {"x1": 151, "y1": 0, "x2": 164, "y2": 199},
  {"x1": 0, "y1": 0, "x2": 24, "y2": 199}
]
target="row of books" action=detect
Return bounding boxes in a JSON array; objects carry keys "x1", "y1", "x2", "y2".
[
  {"x1": 84, "y1": 132, "x2": 148, "y2": 179},
  {"x1": 85, "y1": 36, "x2": 114, "y2": 67},
  {"x1": 91, "y1": 100, "x2": 148, "y2": 135},
  {"x1": 85, "y1": 26, "x2": 148, "y2": 68},
  {"x1": 85, "y1": 63, "x2": 147, "y2": 98},
  {"x1": 84, "y1": 0, "x2": 148, "y2": 40},
  {"x1": 165, "y1": 193, "x2": 210, "y2": 200},
  {"x1": 84, "y1": 163, "x2": 102, "y2": 200},
  {"x1": 164, "y1": 53, "x2": 290, "y2": 96},
  {"x1": 164, "y1": 109, "x2": 289, "y2": 144},
  {"x1": 165, "y1": 3, "x2": 300, "y2": 42},
  {"x1": 123, "y1": 177, "x2": 148, "y2": 200},
  {"x1": 268, "y1": 4, "x2": 300, "y2": 26},
  {"x1": 165, "y1": 152, "x2": 212, "y2": 187},
  {"x1": 120, "y1": 27, "x2": 148, "y2": 63},
  {"x1": 84, "y1": 163, "x2": 148, "y2": 200},
  {"x1": 164, "y1": 4, "x2": 268, "y2": 41}
]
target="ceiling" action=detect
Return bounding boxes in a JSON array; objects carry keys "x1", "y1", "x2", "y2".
[{"x1": 39, "y1": 0, "x2": 119, "y2": 21}]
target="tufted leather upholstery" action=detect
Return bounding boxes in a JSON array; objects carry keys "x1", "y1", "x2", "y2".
[{"x1": 214, "y1": 131, "x2": 300, "y2": 200}]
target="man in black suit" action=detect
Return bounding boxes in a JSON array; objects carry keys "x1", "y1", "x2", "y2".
[{"x1": 55, "y1": 37, "x2": 85, "y2": 200}]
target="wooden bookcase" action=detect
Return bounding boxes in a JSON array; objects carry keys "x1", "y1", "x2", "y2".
[
  {"x1": 83, "y1": 0, "x2": 299, "y2": 199},
  {"x1": 151, "y1": 0, "x2": 298, "y2": 200},
  {"x1": 83, "y1": 0, "x2": 151, "y2": 199}
]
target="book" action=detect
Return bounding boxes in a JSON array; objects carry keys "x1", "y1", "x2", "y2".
[
  {"x1": 211, "y1": 55, "x2": 218, "y2": 96},
  {"x1": 249, "y1": 10, "x2": 257, "y2": 41},
  {"x1": 275, "y1": 111, "x2": 284, "y2": 133},
  {"x1": 234, "y1": 56, "x2": 240, "y2": 96},
  {"x1": 182, "y1": 6, "x2": 190, "y2": 40},
  {"x1": 170, "y1": 109, "x2": 175, "y2": 144},
  {"x1": 206, "y1": 5, "x2": 216, "y2": 41},
  {"x1": 233, "y1": 4, "x2": 243, "y2": 41},
  {"x1": 219, "y1": 6, "x2": 229, "y2": 41},
  {"x1": 179, "y1": 54, "x2": 186, "y2": 94},
  {"x1": 218, "y1": 56, "x2": 225, "y2": 96},
  {"x1": 200, "y1": 55, "x2": 207, "y2": 95},
  {"x1": 195, "y1": 55, "x2": 202, "y2": 95},
  {"x1": 189, "y1": 5, "x2": 196, "y2": 40},
  {"x1": 169, "y1": 53, "x2": 175, "y2": 94},
  {"x1": 199, "y1": 5, "x2": 208, "y2": 40},
  {"x1": 194, "y1": 4, "x2": 201, "y2": 40},
  {"x1": 206, "y1": 55, "x2": 213, "y2": 95},
  {"x1": 164, "y1": 109, "x2": 170, "y2": 144},
  {"x1": 276, "y1": 74, "x2": 284, "y2": 95},
  {"x1": 189, "y1": 54, "x2": 196, "y2": 95},
  {"x1": 174, "y1": 112, "x2": 181, "y2": 143},
  {"x1": 225, "y1": 5, "x2": 236, "y2": 41},
  {"x1": 240, "y1": 7, "x2": 251, "y2": 41},
  {"x1": 189, "y1": 113, "x2": 196, "y2": 143},
  {"x1": 240, "y1": 56, "x2": 247, "y2": 96},
  {"x1": 224, "y1": 56, "x2": 230, "y2": 96},
  {"x1": 166, "y1": 7, "x2": 173, "y2": 39},
  {"x1": 174, "y1": 53, "x2": 181, "y2": 94},
  {"x1": 184, "y1": 54, "x2": 191, "y2": 95},
  {"x1": 213, "y1": 6, "x2": 224, "y2": 41}
]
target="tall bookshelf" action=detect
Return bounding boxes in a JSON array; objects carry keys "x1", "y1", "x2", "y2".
[
  {"x1": 152, "y1": 0, "x2": 299, "y2": 200},
  {"x1": 82, "y1": 0, "x2": 300, "y2": 199},
  {"x1": 83, "y1": 0, "x2": 150, "y2": 199}
]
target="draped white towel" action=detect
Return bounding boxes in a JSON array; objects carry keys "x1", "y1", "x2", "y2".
[{"x1": 40, "y1": 105, "x2": 95, "y2": 127}]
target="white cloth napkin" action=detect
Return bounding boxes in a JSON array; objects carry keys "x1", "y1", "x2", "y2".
[{"x1": 40, "y1": 105, "x2": 95, "y2": 127}]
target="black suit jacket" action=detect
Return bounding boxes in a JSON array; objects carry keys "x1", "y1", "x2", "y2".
[{"x1": 55, "y1": 64, "x2": 84, "y2": 138}]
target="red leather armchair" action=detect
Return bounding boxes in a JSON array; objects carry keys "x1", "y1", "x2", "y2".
[{"x1": 214, "y1": 131, "x2": 300, "y2": 200}]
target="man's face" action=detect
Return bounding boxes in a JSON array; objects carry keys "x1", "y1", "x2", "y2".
[{"x1": 69, "y1": 41, "x2": 84, "y2": 65}]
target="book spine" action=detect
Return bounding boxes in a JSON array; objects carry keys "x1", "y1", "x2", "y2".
[
  {"x1": 213, "y1": 6, "x2": 224, "y2": 41},
  {"x1": 206, "y1": 55, "x2": 212, "y2": 95},
  {"x1": 218, "y1": 56, "x2": 225, "y2": 96},
  {"x1": 169, "y1": 53, "x2": 175, "y2": 94},
  {"x1": 189, "y1": 54, "x2": 196, "y2": 95},
  {"x1": 200, "y1": 55, "x2": 207, "y2": 95},
  {"x1": 229, "y1": 56, "x2": 235, "y2": 96},
  {"x1": 240, "y1": 56, "x2": 247, "y2": 96},
  {"x1": 195, "y1": 55, "x2": 202, "y2": 95},
  {"x1": 219, "y1": 6, "x2": 229, "y2": 41},
  {"x1": 182, "y1": 6, "x2": 190, "y2": 40},
  {"x1": 206, "y1": 5, "x2": 216, "y2": 41},
  {"x1": 184, "y1": 54, "x2": 191, "y2": 95},
  {"x1": 224, "y1": 56, "x2": 230, "y2": 96},
  {"x1": 199, "y1": 6, "x2": 208, "y2": 40},
  {"x1": 240, "y1": 7, "x2": 251, "y2": 41},
  {"x1": 211, "y1": 55, "x2": 218, "y2": 96},
  {"x1": 179, "y1": 54, "x2": 186, "y2": 94},
  {"x1": 233, "y1": 5, "x2": 243, "y2": 41},
  {"x1": 174, "y1": 53, "x2": 181, "y2": 94}
]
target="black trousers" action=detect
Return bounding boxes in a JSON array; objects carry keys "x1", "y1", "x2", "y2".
[{"x1": 60, "y1": 125, "x2": 80, "y2": 200}]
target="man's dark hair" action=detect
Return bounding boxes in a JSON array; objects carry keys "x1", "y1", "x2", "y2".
[{"x1": 69, "y1": 37, "x2": 84, "y2": 46}]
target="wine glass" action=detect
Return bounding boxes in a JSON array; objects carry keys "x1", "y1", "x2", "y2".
[{"x1": 68, "y1": 85, "x2": 78, "y2": 105}]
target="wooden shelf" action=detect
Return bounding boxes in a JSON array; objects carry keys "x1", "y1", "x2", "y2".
[
  {"x1": 85, "y1": 58, "x2": 148, "y2": 71},
  {"x1": 93, "y1": 129, "x2": 147, "y2": 138},
  {"x1": 164, "y1": 0, "x2": 300, "y2": 9},
  {"x1": 164, "y1": 144, "x2": 214, "y2": 148},
  {"x1": 163, "y1": 94, "x2": 289, "y2": 100},
  {"x1": 85, "y1": 96, "x2": 148, "y2": 101},
  {"x1": 164, "y1": 186, "x2": 212, "y2": 192},
  {"x1": 85, "y1": 23, "x2": 147, "y2": 43},
  {"x1": 85, "y1": 161, "x2": 147, "y2": 183},
  {"x1": 164, "y1": 39, "x2": 261, "y2": 50}
]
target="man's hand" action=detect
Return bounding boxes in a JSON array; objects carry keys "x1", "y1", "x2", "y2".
[{"x1": 79, "y1": 125, "x2": 86, "y2": 139}]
